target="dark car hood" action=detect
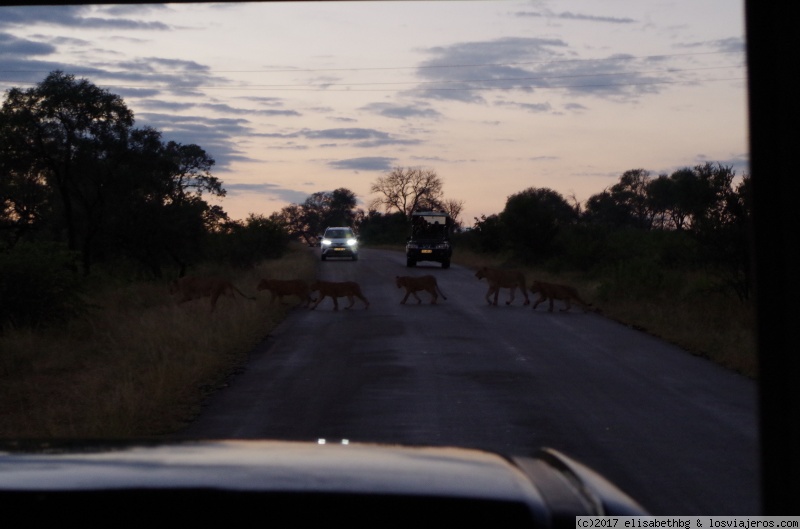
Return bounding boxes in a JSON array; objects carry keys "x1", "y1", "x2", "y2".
[{"x1": 0, "y1": 440, "x2": 645, "y2": 523}]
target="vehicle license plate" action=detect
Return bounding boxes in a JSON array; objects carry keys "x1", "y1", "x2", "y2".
[
  {"x1": 334, "y1": 248, "x2": 345, "y2": 251},
  {"x1": 421, "y1": 249, "x2": 432, "y2": 254}
]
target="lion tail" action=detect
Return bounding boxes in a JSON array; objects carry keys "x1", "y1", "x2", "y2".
[{"x1": 233, "y1": 286, "x2": 257, "y2": 301}]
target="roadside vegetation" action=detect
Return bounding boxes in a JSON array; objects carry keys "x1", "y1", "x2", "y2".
[
  {"x1": 0, "y1": 246, "x2": 316, "y2": 438},
  {"x1": 1, "y1": 71, "x2": 755, "y2": 438}
]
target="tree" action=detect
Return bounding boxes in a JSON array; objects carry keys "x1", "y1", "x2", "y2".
[
  {"x1": 440, "y1": 198, "x2": 465, "y2": 228},
  {"x1": 272, "y1": 188, "x2": 359, "y2": 245},
  {"x1": 209, "y1": 214, "x2": 289, "y2": 268},
  {"x1": 369, "y1": 167, "x2": 444, "y2": 219},
  {"x1": 356, "y1": 210, "x2": 408, "y2": 245},
  {"x1": 0, "y1": 72, "x2": 226, "y2": 276},
  {"x1": 608, "y1": 168, "x2": 654, "y2": 229},
  {"x1": 0, "y1": 71, "x2": 135, "y2": 273},
  {"x1": 499, "y1": 187, "x2": 577, "y2": 262},
  {"x1": 583, "y1": 190, "x2": 638, "y2": 228}
]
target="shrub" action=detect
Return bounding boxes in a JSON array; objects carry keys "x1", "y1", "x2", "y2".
[{"x1": 0, "y1": 242, "x2": 87, "y2": 329}]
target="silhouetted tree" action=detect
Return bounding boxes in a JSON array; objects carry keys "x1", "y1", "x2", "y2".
[
  {"x1": 0, "y1": 71, "x2": 134, "y2": 272},
  {"x1": 369, "y1": 167, "x2": 445, "y2": 219},
  {"x1": 500, "y1": 187, "x2": 577, "y2": 262},
  {"x1": 356, "y1": 210, "x2": 408, "y2": 245},
  {"x1": 0, "y1": 71, "x2": 226, "y2": 275},
  {"x1": 272, "y1": 188, "x2": 360, "y2": 245}
]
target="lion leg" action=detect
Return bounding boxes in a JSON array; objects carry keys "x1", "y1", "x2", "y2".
[
  {"x1": 522, "y1": 285, "x2": 530, "y2": 306},
  {"x1": 428, "y1": 288, "x2": 437, "y2": 304},
  {"x1": 437, "y1": 286, "x2": 447, "y2": 300},
  {"x1": 332, "y1": 295, "x2": 340, "y2": 310},
  {"x1": 532, "y1": 296, "x2": 545, "y2": 310},
  {"x1": 210, "y1": 291, "x2": 221, "y2": 311},
  {"x1": 490, "y1": 287, "x2": 499, "y2": 306},
  {"x1": 310, "y1": 295, "x2": 324, "y2": 310},
  {"x1": 359, "y1": 294, "x2": 370, "y2": 309},
  {"x1": 506, "y1": 286, "x2": 515, "y2": 305},
  {"x1": 412, "y1": 291, "x2": 423, "y2": 304},
  {"x1": 579, "y1": 297, "x2": 592, "y2": 312},
  {"x1": 344, "y1": 294, "x2": 359, "y2": 310}
]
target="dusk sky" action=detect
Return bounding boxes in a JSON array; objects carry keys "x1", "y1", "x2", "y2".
[{"x1": 0, "y1": 1, "x2": 748, "y2": 225}]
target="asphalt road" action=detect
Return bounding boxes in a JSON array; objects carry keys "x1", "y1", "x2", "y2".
[{"x1": 177, "y1": 248, "x2": 760, "y2": 515}]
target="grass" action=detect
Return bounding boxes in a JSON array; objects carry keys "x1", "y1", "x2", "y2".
[
  {"x1": 0, "y1": 245, "x2": 317, "y2": 438},
  {"x1": 0, "y1": 243, "x2": 756, "y2": 439}
]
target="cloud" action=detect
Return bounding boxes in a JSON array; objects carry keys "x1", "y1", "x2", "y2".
[
  {"x1": 0, "y1": 32, "x2": 55, "y2": 57},
  {"x1": 0, "y1": 5, "x2": 171, "y2": 31},
  {"x1": 412, "y1": 36, "x2": 671, "y2": 103},
  {"x1": 328, "y1": 157, "x2": 397, "y2": 172},
  {"x1": 359, "y1": 102, "x2": 442, "y2": 120},
  {"x1": 692, "y1": 153, "x2": 750, "y2": 175},
  {"x1": 676, "y1": 36, "x2": 746, "y2": 54},
  {"x1": 513, "y1": 9, "x2": 636, "y2": 24},
  {"x1": 259, "y1": 127, "x2": 420, "y2": 148},
  {"x1": 224, "y1": 182, "x2": 310, "y2": 205},
  {"x1": 494, "y1": 100, "x2": 553, "y2": 113},
  {"x1": 137, "y1": 112, "x2": 255, "y2": 169}
]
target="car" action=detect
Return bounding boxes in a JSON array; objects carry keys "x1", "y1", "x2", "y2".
[
  {"x1": 405, "y1": 211, "x2": 453, "y2": 268},
  {"x1": 320, "y1": 227, "x2": 359, "y2": 261}
]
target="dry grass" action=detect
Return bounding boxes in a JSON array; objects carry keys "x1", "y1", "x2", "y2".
[{"x1": 0, "y1": 244, "x2": 317, "y2": 438}]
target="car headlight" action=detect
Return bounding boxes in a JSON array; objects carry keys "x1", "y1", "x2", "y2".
[
  {"x1": 406, "y1": 242, "x2": 418, "y2": 249},
  {"x1": 347, "y1": 238, "x2": 357, "y2": 246},
  {"x1": 321, "y1": 239, "x2": 332, "y2": 246}
]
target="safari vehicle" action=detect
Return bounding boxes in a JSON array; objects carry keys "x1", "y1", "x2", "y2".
[
  {"x1": 320, "y1": 226, "x2": 359, "y2": 261},
  {"x1": 405, "y1": 211, "x2": 453, "y2": 268}
]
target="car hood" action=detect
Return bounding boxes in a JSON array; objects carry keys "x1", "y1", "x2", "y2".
[{"x1": 0, "y1": 439, "x2": 645, "y2": 522}]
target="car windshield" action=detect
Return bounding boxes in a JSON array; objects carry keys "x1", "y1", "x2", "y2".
[
  {"x1": 325, "y1": 229, "x2": 353, "y2": 239},
  {"x1": 411, "y1": 216, "x2": 449, "y2": 238},
  {"x1": 1, "y1": 0, "x2": 767, "y2": 517}
]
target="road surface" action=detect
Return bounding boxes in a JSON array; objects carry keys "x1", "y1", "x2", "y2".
[{"x1": 178, "y1": 248, "x2": 759, "y2": 515}]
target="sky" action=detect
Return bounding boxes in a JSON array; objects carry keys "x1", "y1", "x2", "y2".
[{"x1": 0, "y1": 1, "x2": 748, "y2": 226}]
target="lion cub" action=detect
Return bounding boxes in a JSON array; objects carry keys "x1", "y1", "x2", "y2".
[
  {"x1": 396, "y1": 275, "x2": 447, "y2": 305},
  {"x1": 309, "y1": 280, "x2": 370, "y2": 310},
  {"x1": 257, "y1": 278, "x2": 313, "y2": 308},
  {"x1": 529, "y1": 280, "x2": 592, "y2": 312}
]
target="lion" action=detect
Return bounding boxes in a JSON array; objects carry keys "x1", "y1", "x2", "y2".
[
  {"x1": 169, "y1": 275, "x2": 256, "y2": 311},
  {"x1": 309, "y1": 280, "x2": 370, "y2": 310},
  {"x1": 474, "y1": 266, "x2": 530, "y2": 306},
  {"x1": 529, "y1": 280, "x2": 593, "y2": 312},
  {"x1": 396, "y1": 275, "x2": 447, "y2": 305},
  {"x1": 257, "y1": 278, "x2": 314, "y2": 308}
]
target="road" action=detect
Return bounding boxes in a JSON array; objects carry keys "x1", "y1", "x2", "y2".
[{"x1": 177, "y1": 248, "x2": 760, "y2": 515}]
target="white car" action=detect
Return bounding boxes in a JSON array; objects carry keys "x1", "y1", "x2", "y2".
[{"x1": 320, "y1": 227, "x2": 359, "y2": 261}]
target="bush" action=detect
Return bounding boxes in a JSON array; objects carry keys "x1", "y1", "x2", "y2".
[
  {"x1": 0, "y1": 242, "x2": 87, "y2": 329},
  {"x1": 208, "y1": 215, "x2": 290, "y2": 268}
]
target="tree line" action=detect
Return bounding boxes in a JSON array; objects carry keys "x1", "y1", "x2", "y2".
[{"x1": 463, "y1": 164, "x2": 752, "y2": 303}]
